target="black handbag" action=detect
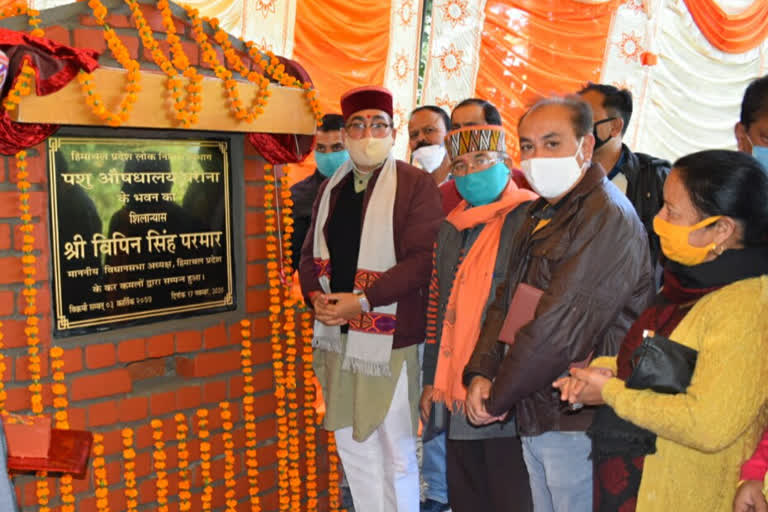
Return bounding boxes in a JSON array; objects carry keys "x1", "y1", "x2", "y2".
[{"x1": 625, "y1": 331, "x2": 698, "y2": 394}]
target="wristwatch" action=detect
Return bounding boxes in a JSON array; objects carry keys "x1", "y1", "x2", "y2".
[{"x1": 358, "y1": 293, "x2": 371, "y2": 313}]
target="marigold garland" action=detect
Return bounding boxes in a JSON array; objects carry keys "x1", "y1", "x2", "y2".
[
  {"x1": 51, "y1": 346, "x2": 75, "y2": 512},
  {"x1": 0, "y1": 321, "x2": 6, "y2": 412},
  {"x1": 239, "y1": 319, "x2": 262, "y2": 512},
  {"x1": 219, "y1": 402, "x2": 237, "y2": 512},
  {"x1": 2, "y1": 61, "x2": 36, "y2": 112},
  {"x1": 300, "y1": 308, "x2": 318, "y2": 512},
  {"x1": 277, "y1": 165, "x2": 302, "y2": 509},
  {"x1": 264, "y1": 163, "x2": 290, "y2": 510},
  {"x1": 92, "y1": 433, "x2": 109, "y2": 512},
  {"x1": 175, "y1": 413, "x2": 191, "y2": 512},
  {"x1": 0, "y1": 4, "x2": 26, "y2": 21},
  {"x1": 327, "y1": 431, "x2": 342, "y2": 512},
  {"x1": 16, "y1": 149, "x2": 52, "y2": 512},
  {"x1": 79, "y1": 0, "x2": 141, "y2": 126},
  {"x1": 27, "y1": 7, "x2": 43, "y2": 38},
  {"x1": 122, "y1": 428, "x2": 138, "y2": 512},
  {"x1": 124, "y1": 0, "x2": 202, "y2": 127},
  {"x1": 197, "y1": 409, "x2": 213, "y2": 511},
  {"x1": 151, "y1": 419, "x2": 169, "y2": 512}
]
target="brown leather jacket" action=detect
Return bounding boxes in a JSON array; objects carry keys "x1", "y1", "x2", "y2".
[{"x1": 464, "y1": 163, "x2": 655, "y2": 435}]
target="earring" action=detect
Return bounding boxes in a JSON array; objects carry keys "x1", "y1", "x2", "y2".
[{"x1": 714, "y1": 244, "x2": 724, "y2": 256}]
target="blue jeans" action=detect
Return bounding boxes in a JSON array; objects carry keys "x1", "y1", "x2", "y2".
[
  {"x1": 422, "y1": 432, "x2": 448, "y2": 504},
  {"x1": 521, "y1": 431, "x2": 592, "y2": 512}
]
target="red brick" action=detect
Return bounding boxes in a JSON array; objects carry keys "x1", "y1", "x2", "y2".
[
  {"x1": 0, "y1": 191, "x2": 45, "y2": 218},
  {"x1": 245, "y1": 211, "x2": 266, "y2": 235},
  {"x1": 67, "y1": 407, "x2": 87, "y2": 430},
  {"x1": 0, "y1": 254, "x2": 48, "y2": 284},
  {"x1": 43, "y1": 25, "x2": 70, "y2": 45},
  {"x1": 0, "y1": 290, "x2": 14, "y2": 315},
  {"x1": 246, "y1": 237, "x2": 267, "y2": 261},
  {"x1": 244, "y1": 157, "x2": 265, "y2": 181},
  {"x1": 175, "y1": 330, "x2": 202, "y2": 353},
  {"x1": 127, "y1": 358, "x2": 166, "y2": 381},
  {"x1": 72, "y1": 27, "x2": 106, "y2": 53},
  {"x1": 252, "y1": 316, "x2": 270, "y2": 338},
  {"x1": 245, "y1": 184, "x2": 265, "y2": 208},
  {"x1": 85, "y1": 343, "x2": 116, "y2": 369},
  {"x1": 4, "y1": 315, "x2": 52, "y2": 350},
  {"x1": 246, "y1": 262, "x2": 266, "y2": 286},
  {"x1": 117, "y1": 338, "x2": 145, "y2": 363},
  {"x1": 63, "y1": 346, "x2": 83, "y2": 373},
  {"x1": 252, "y1": 339, "x2": 273, "y2": 365},
  {"x1": 246, "y1": 289, "x2": 269, "y2": 313},
  {"x1": 79, "y1": 14, "x2": 131, "y2": 27},
  {"x1": 176, "y1": 349, "x2": 240, "y2": 378},
  {"x1": 0, "y1": 223, "x2": 10, "y2": 250},
  {"x1": 70, "y1": 369, "x2": 132, "y2": 401},
  {"x1": 87, "y1": 400, "x2": 119, "y2": 427},
  {"x1": 203, "y1": 380, "x2": 227, "y2": 404},
  {"x1": 146, "y1": 333, "x2": 174, "y2": 358},
  {"x1": 203, "y1": 323, "x2": 228, "y2": 349},
  {"x1": 135, "y1": 4, "x2": 185, "y2": 33},
  {"x1": 15, "y1": 350, "x2": 48, "y2": 380},
  {"x1": 150, "y1": 390, "x2": 176, "y2": 416},
  {"x1": 118, "y1": 396, "x2": 149, "y2": 422},
  {"x1": 176, "y1": 385, "x2": 201, "y2": 409},
  {"x1": 13, "y1": 222, "x2": 47, "y2": 251}
]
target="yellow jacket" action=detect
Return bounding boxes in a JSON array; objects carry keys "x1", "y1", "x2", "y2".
[{"x1": 597, "y1": 276, "x2": 768, "y2": 512}]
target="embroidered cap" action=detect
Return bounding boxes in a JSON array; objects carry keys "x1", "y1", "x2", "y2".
[
  {"x1": 445, "y1": 125, "x2": 506, "y2": 160},
  {"x1": 340, "y1": 86, "x2": 394, "y2": 121}
]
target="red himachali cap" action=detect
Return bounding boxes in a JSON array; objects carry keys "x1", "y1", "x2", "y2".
[{"x1": 340, "y1": 86, "x2": 394, "y2": 121}]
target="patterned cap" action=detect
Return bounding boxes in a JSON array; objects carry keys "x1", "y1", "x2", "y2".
[{"x1": 445, "y1": 125, "x2": 506, "y2": 160}]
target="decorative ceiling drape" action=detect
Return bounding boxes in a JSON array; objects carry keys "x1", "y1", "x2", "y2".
[
  {"x1": 682, "y1": 0, "x2": 768, "y2": 53},
  {"x1": 472, "y1": 0, "x2": 619, "y2": 162}
]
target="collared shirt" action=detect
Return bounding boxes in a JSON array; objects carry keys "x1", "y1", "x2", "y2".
[{"x1": 608, "y1": 150, "x2": 628, "y2": 194}]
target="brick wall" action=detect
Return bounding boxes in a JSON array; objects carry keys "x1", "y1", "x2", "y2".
[{"x1": 0, "y1": 2, "x2": 331, "y2": 511}]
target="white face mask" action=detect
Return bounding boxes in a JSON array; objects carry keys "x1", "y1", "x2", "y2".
[
  {"x1": 521, "y1": 139, "x2": 587, "y2": 199},
  {"x1": 411, "y1": 144, "x2": 447, "y2": 173},
  {"x1": 346, "y1": 136, "x2": 394, "y2": 168}
]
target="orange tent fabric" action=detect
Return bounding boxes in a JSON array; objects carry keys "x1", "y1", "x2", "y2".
[
  {"x1": 290, "y1": 0, "x2": 393, "y2": 184},
  {"x1": 683, "y1": 0, "x2": 768, "y2": 54},
  {"x1": 475, "y1": 0, "x2": 619, "y2": 163}
]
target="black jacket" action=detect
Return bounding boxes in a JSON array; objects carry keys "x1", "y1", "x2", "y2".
[
  {"x1": 290, "y1": 170, "x2": 326, "y2": 272},
  {"x1": 619, "y1": 145, "x2": 670, "y2": 267}
]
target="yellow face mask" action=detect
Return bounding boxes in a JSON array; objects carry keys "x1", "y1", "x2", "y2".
[{"x1": 653, "y1": 215, "x2": 722, "y2": 266}]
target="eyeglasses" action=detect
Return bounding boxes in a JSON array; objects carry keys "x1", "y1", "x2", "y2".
[
  {"x1": 450, "y1": 153, "x2": 499, "y2": 175},
  {"x1": 345, "y1": 121, "x2": 392, "y2": 139}
]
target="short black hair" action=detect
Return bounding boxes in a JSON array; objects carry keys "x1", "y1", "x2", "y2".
[
  {"x1": 674, "y1": 149, "x2": 768, "y2": 247},
  {"x1": 452, "y1": 98, "x2": 502, "y2": 126},
  {"x1": 740, "y1": 75, "x2": 768, "y2": 130},
  {"x1": 519, "y1": 95, "x2": 593, "y2": 139},
  {"x1": 579, "y1": 82, "x2": 633, "y2": 135},
  {"x1": 319, "y1": 113, "x2": 345, "y2": 132},
  {"x1": 410, "y1": 105, "x2": 451, "y2": 131}
]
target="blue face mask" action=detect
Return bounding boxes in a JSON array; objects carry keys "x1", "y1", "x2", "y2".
[
  {"x1": 315, "y1": 150, "x2": 350, "y2": 178},
  {"x1": 454, "y1": 161, "x2": 510, "y2": 206},
  {"x1": 752, "y1": 145, "x2": 768, "y2": 172}
]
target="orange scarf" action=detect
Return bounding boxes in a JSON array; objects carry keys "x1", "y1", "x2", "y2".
[{"x1": 433, "y1": 182, "x2": 537, "y2": 411}]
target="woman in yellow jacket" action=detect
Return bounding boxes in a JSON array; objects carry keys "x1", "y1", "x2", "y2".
[{"x1": 555, "y1": 149, "x2": 768, "y2": 512}]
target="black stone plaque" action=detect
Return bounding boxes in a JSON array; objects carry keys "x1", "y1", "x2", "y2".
[{"x1": 48, "y1": 136, "x2": 236, "y2": 337}]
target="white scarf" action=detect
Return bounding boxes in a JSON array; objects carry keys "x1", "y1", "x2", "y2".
[{"x1": 312, "y1": 156, "x2": 398, "y2": 376}]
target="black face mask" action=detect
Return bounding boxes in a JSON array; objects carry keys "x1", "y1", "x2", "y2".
[{"x1": 593, "y1": 117, "x2": 617, "y2": 150}]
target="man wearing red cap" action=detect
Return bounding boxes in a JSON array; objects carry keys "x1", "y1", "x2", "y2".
[{"x1": 299, "y1": 86, "x2": 444, "y2": 512}]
